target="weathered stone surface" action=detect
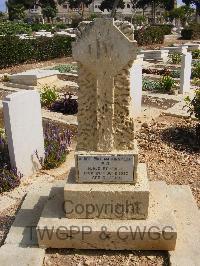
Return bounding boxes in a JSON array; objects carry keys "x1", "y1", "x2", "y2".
[
  {"x1": 75, "y1": 147, "x2": 138, "y2": 183},
  {"x1": 0, "y1": 245, "x2": 45, "y2": 266},
  {"x1": 73, "y1": 18, "x2": 137, "y2": 152},
  {"x1": 37, "y1": 181, "x2": 177, "y2": 250},
  {"x1": 64, "y1": 163, "x2": 149, "y2": 219},
  {"x1": 3, "y1": 91, "x2": 44, "y2": 176},
  {"x1": 168, "y1": 185, "x2": 200, "y2": 266},
  {"x1": 161, "y1": 46, "x2": 188, "y2": 54}
]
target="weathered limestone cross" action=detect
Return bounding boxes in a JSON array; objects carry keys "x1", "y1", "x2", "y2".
[{"x1": 73, "y1": 18, "x2": 137, "y2": 152}]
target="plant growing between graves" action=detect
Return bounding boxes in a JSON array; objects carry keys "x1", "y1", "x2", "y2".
[
  {"x1": 51, "y1": 93, "x2": 78, "y2": 115},
  {"x1": 0, "y1": 128, "x2": 23, "y2": 193},
  {"x1": 40, "y1": 85, "x2": 59, "y2": 108},
  {"x1": 36, "y1": 124, "x2": 72, "y2": 170},
  {"x1": 168, "y1": 52, "x2": 182, "y2": 64},
  {"x1": 192, "y1": 50, "x2": 200, "y2": 59},
  {"x1": 143, "y1": 76, "x2": 175, "y2": 93},
  {"x1": 185, "y1": 89, "x2": 200, "y2": 142},
  {"x1": 192, "y1": 62, "x2": 200, "y2": 79},
  {"x1": 50, "y1": 64, "x2": 78, "y2": 73}
]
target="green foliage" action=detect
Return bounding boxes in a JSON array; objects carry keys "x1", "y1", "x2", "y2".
[
  {"x1": 159, "y1": 75, "x2": 175, "y2": 92},
  {"x1": 143, "y1": 78, "x2": 160, "y2": 91},
  {"x1": 166, "y1": 6, "x2": 194, "y2": 25},
  {"x1": 169, "y1": 52, "x2": 182, "y2": 64},
  {"x1": 99, "y1": 0, "x2": 125, "y2": 12},
  {"x1": 135, "y1": 26, "x2": 165, "y2": 46},
  {"x1": 181, "y1": 23, "x2": 200, "y2": 40},
  {"x1": 192, "y1": 62, "x2": 200, "y2": 79},
  {"x1": 152, "y1": 24, "x2": 173, "y2": 35},
  {"x1": 192, "y1": 49, "x2": 200, "y2": 59},
  {"x1": 170, "y1": 69, "x2": 181, "y2": 78},
  {"x1": 185, "y1": 89, "x2": 200, "y2": 120},
  {"x1": 143, "y1": 76, "x2": 175, "y2": 93},
  {"x1": 1, "y1": 75, "x2": 10, "y2": 82},
  {"x1": 7, "y1": 1, "x2": 26, "y2": 21},
  {"x1": 51, "y1": 64, "x2": 77, "y2": 73},
  {"x1": 42, "y1": 5, "x2": 57, "y2": 20},
  {"x1": 40, "y1": 85, "x2": 59, "y2": 107},
  {"x1": 31, "y1": 23, "x2": 53, "y2": 32},
  {"x1": 0, "y1": 22, "x2": 32, "y2": 35},
  {"x1": 132, "y1": 15, "x2": 145, "y2": 26},
  {"x1": 0, "y1": 35, "x2": 73, "y2": 69},
  {"x1": 192, "y1": 78, "x2": 200, "y2": 87}
]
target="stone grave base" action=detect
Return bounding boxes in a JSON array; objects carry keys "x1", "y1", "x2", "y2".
[
  {"x1": 64, "y1": 164, "x2": 149, "y2": 220},
  {"x1": 36, "y1": 166, "x2": 177, "y2": 251}
]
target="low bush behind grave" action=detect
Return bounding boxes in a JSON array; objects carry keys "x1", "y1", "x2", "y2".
[{"x1": 0, "y1": 35, "x2": 74, "y2": 69}]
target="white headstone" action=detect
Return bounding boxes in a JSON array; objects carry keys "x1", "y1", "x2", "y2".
[
  {"x1": 130, "y1": 58, "x2": 142, "y2": 118},
  {"x1": 180, "y1": 52, "x2": 192, "y2": 94},
  {"x1": 3, "y1": 90, "x2": 45, "y2": 176}
]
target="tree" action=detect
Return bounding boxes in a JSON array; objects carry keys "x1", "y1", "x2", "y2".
[
  {"x1": 182, "y1": 0, "x2": 200, "y2": 21},
  {"x1": 6, "y1": 0, "x2": 26, "y2": 20},
  {"x1": 68, "y1": 0, "x2": 93, "y2": 18},
  {"x1": 166, "y1": 5, "x2": 195, "y2": 25},
  {"x1": 99, "y1": 0, "x2": 125, "y2": 14},
  {"x1": 42, "y1": 5, "x2": 57, "y2": 22}
]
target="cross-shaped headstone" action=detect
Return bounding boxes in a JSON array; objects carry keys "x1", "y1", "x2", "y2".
[{"x1": 73, "y1": 18, "x2": 137, "y2": 152}]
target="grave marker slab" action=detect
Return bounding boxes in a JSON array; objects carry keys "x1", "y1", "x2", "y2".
[
  {"x1": 73, "y1": 18, "x2": 138, "y2": 183},
  {"x1": 180, "y1": 52, "x2": 192, "y2": 94},
  {"x1": 3, "y1": 90, "x2": 44, "y2": 176}
]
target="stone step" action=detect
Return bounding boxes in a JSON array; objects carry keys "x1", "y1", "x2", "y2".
[
  {"x1": 168, "y1": 185, "x2": 200, "y2": 266},
  {"x1": 36, "y1": 181, "x2": 177, "y2": 250},
  {"x1": 0, "y1": 245, "x2": 45, "y2": 266},
  {"x1": 64, "y1": 163, "x2": 149, "y2": 220}
]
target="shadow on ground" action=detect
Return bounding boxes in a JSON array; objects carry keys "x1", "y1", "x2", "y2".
[{"x1": 161, "y1": 125, "x2": 200, "y2": 153}]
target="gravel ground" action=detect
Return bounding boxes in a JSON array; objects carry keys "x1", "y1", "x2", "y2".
[
  {"x1": 137, "y1": 115, "x2": 200, "y2": 207},
  {"x1": 0, "y1": 200, "x2": 22, "y2": 247},
  {"x1": 44, "y1": 249, "x2": 168, "y2": 266}
]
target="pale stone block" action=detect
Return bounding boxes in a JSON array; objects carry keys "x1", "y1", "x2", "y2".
[
  {"x1": 10, "y1": 69, "x2": 59, "y2": 86},
  {"x1": 0, "y1": 245, "x2": 45, "y2": 266},
  {"x1": 64, "y1": 163, "x2": 149, "y2": 219},
  {"x1": 75, "y1": 147, "x2": 138, "y2": 184},
  {"x1": 37, "y1": 181, "x2": 177, "y2": 250},
  {"x1": 180, "y1": 52, "x2": 192, "y2": 94},
  {"x1": 3, "y1": 90, "x2": 44, "y2": 176},
  {"x1": 130, "y1": 62, "x2": 142, "y2": 118},
  {"x1": 168, "y1": 185, "x2": 200, "y2": 266}
]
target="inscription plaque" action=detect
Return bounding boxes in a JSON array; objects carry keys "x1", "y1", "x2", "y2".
[{"x1": 76, "y1": 153, "x2": 137, "y2": 183}]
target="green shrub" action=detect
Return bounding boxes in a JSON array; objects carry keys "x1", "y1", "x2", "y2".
[
  {"x1": 0, "y1": 35, "x2": 74, "y2": 68},
  {"x1": 170, "y1": 69, "x2": 181, "y2": 78},
  {"x1": 40, "y1": 85, "x2": 59, "y2": 108},
  {"x1": 152, "y1": 24, "x2": 173, "y2": 35},
  {"x1": 31, "y1": 23, "x2": 53, "y2": 32},
  {"x1": 192, "y1": 62, "x2": 200, "y2": 79},
  {"x1": 185, "y1": 89, "x2": 200, "y2": 120},
  {"x1": 143, "y1": 76, "x2": 175, "y2": 93},
  {"x1": 0, "y1": 21, "x2": 32, "y2": 35},
  {"x1": 192, "y1": 50, "x2": 200, "y2": 59},
  {"x1": 51, "y1": 64, "x2": 77, "y2": 73},
  {"x1": 181, "y1": 24, "x2": 200, "y2": 40},
  {"x1": 143, "y1": 78, "x2": 160, "y2": 91},
  {"x1": 169, "y1": 52, "x2": 182, "y2": 64},
  {"x1": 159, "y1": 76, "x2": 175, "y2": 92},
  {"x1": 135, "y1": 26, "x2": 165, "y2": 46}
]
